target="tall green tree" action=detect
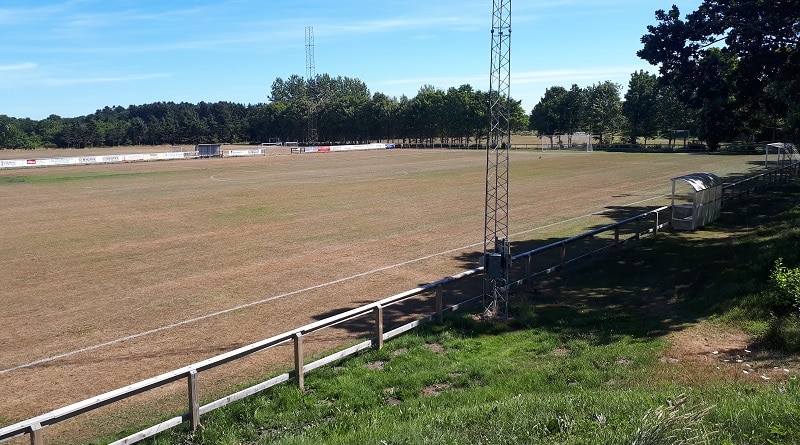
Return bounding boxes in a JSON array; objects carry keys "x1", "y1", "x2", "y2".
[
  {"x1": 656, "y1": 85, "x2": 697, "y2": 149},
  {"x1": 0, "y1": 115, "x2": 35, "y2": 149},
  {"x1": 623, "y1": 70, "x2": 659, "y2": 144},
  {"x1": 638, "y1": 2, "x2": 800, "y2": 145},
  {"x1": 586, "y1": 81, "x2": 624, "y2": 145},
  {"x1": 270, "y1": 74, "x2": 308, "y2": 103},
  {"x1": 407, "y1": 85, "x2": 446, "y2": 144},
  {"x1": 529, "y1": 86, "x2": 569, "y2": 136},
  {"x1": 37, "y1": 115, "x2": 66, "y2": 147},
  {"x1": 529, "y1": 84, "x2": 587, "y2": 141},
  {"x1": 366, "y1": 93, "x2": 399, "y2": 142}
]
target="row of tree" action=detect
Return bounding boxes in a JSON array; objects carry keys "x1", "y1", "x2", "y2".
[
  {"x1": 1, "y1": 1, "x2": 796, "y2": 151},
  {"x1": 529, "y1": 74, "x2": 693, "y2": 148},
  {"x1": 0, "y1": 73, "x2": 689, "y2": 151},
  {"x1": 0, "y1": 76, "x2": 529, "y2": 150}
]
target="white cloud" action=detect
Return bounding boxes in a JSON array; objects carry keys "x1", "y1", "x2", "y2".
[
  {"x1": 0, "y1": 62, "x2": 37, "y2": 71},
  {"x1": 513, "y1": 67, "x2": 650, "y2": 85},
  {"x1": 41, "y1": 73, "x2": 170, "y2": 87},
  {"x1": 374, "y1": 75, "x2": 483, "y2": 88}
]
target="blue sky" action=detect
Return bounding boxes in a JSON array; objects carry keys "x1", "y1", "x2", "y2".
[{"x1": 1, "y1": 0, "x2": 702, "y2": 120}]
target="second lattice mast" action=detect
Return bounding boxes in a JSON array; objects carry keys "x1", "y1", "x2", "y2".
[
  {"x1": 483, "y1": 0, "x2": 511, "y2": 317},
  {"x1": 305, "y1": 26, "x2": 319, "y2": 145}
]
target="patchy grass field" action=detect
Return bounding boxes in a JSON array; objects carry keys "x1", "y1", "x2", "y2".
[
  {"x1": 147, "y1": 182, "x2": 800, "y2": 445},
  {"x1": 0, "y1": 148, "x2": 769, "y2": 442}
]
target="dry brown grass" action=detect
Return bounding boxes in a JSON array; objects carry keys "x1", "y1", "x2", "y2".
[{"x1": 0, "y1": 148, "x2": 768, "y2": 442}]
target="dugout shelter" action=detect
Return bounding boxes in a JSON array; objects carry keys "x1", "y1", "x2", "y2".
[
  {"x1": 196, "y1": 144, "x2": 222, "y2": 158},
  {"x1": 670, "y1": 172, "x2": 723, "y2": 231}
]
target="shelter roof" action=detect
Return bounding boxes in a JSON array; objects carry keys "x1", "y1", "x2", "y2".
[{"x1": 671, "y1": 172, "x2": 722, "y2": 192}]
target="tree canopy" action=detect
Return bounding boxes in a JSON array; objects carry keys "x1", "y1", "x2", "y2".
[
  {"x1": 528, "y1": 82, "x2": 625, "y2": 145},
  {"x1": 638, "y1": 1, "x2": 800, "y2": 147},
  {"x1": 525, "y1": 1, "x2": 797, "y2": 149}
]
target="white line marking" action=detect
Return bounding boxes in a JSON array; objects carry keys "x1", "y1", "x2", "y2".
[{"x1": 1, "y1": 193, "x2": 667, "y2": 374}]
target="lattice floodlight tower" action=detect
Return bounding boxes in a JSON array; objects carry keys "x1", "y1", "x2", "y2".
[
  {"x1": 305, "y1": 26, "x2": 319, "y2": 145},
  {"x1": 482, "y1": 0, "x2": 512, "y2": 318}
]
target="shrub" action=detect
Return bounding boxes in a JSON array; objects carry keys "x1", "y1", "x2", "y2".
[
  {"x1": 762, "y1": 259, "x2": 800, "y2": 352},
  {"x1": 769, "y1": 259, "x2": 800, "y2": 314},
  {"x1": 764, "y1": 315, "x2": 800, "y2": 353},
  {"x1": 630, "y1": 394, "x2": 715, "y2": 445}
]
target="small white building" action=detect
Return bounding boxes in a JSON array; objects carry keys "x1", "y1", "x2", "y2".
[{"x1": 670, "y1": 172, "x2": 723, "y2": 231}]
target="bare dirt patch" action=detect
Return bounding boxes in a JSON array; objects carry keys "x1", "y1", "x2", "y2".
[
  {"x1": 366, "y1": 361, "x2": 386, "y2": 371},
  {"x1": 656, "y1": 323, "x2": 799, "y2": 384},
  {"x1": 421, "y1": 383, "x2": 451, "y2": 397},
  {"x1": 392, "y1": 348, "x2": 408, "y2": 357},
  {"x1": 552, "y1": 347, "x2": 572, "y2": 356},
  {"x1": 425, "y1": 343, "x2": 446, "y2": 355},
  {"x1": 384, "y1": 397, "x2": 402, "y2": 406}
]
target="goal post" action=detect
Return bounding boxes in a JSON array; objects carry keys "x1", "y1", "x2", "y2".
[
  {"x1": 765, "y1": 142, "x2": 800, "y2": 166},
  {"x1": 541, "y1": 132, "x2": 593, "y2": 152}
]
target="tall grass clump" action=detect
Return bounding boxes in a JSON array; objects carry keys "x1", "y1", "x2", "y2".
[{"x1": 630, "y1": 394, "x2": 715, "y2": 445}]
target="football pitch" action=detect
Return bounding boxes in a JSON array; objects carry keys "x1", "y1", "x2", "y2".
[{"x1": 0, "y1": 148, "x2": 768, "y2": 439}]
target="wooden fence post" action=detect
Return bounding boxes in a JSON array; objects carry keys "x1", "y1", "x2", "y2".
[
  {"x1": 294, "y1": 333, "x2": 304, "y2": 391},
  {"x1": 188, "y1": 370, "x2": 200, "y2": 431},
  {"x1": 435, "y1": 286, "x2": 443, "y2": 324},
  {"x1": 29, "y1": 422, "x2": 43, "y2": 445},
  {"x1": 374, "y1": 305, "x2": 384, "y2": 349}
]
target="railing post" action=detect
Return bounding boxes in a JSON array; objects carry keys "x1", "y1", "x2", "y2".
[
  {"x1": 373, "y1": 305, "x2": 384, "y2": 350},
  {"x1": 294, "y1": 333, "x2": 304, "y2": 391},
  {"x1": 559, "y1": 244, "x2": 566, "y2": 268},
  {"x1": 435, "y1": 286, "x2": 443, "y2": 324},
  {"x1": 29, "y1": 422, "x2": 43, "y2": 445},
  {"x1": 653, "y1": 211, "x2": 659, "y2": 237},
  {"x1": 525, "y1": 255, "x2": 532, "y2": 282},
  {"x1": 614, "y1": 226, "x2": 620, "y2": 245},
  {"x1": 188, "y1": 369, "x2": 200, "y2": 431}
]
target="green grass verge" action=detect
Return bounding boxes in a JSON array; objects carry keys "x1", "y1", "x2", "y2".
[
  {"x1": 0, "y1": 169, "x2": 174, "y2": 185},
  {"x1": 142, "y1": 183, "x2": 800, "y2": 445}
]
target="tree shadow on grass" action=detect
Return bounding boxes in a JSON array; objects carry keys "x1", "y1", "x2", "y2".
[
  {"x1": 308, "y1": 181, "x2": 799, "y2": 350},
  {"x1": 436, "y1": 181, "x2": 799, "y2": 346},
  {"x1": 500, "y1": 181, "x2": 800, "y2": 344}
]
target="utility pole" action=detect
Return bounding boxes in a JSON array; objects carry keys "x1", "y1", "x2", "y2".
[
  {"x1": 305, "y1": 26, "x2": 318, "y2": 145},
  {"x1": 483, "y1": 0, "x2": 511, "y2": 318}
]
